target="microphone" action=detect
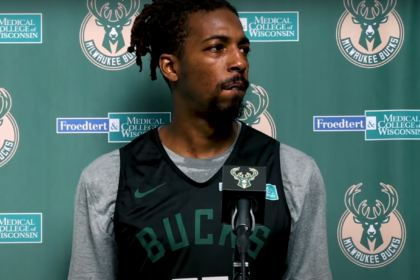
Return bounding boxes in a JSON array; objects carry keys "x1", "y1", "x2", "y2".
[
  {"x1": 221, "y1": 165, "x2": 266, "y2": 229},
  {"x1": 221, "y1": 165, "x2": 266, "y2": 280}
]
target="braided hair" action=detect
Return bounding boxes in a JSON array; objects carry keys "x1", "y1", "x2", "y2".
[{"x1": 127, "y1": 0, "x2": 238, "y2": 82}]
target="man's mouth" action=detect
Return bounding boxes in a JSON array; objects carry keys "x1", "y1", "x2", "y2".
[{"x1": 223, "y1": 82, "x2": 246, "y2": 91}]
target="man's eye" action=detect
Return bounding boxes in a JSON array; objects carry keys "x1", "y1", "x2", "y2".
[
  {"x1": 209, "y1": 45, "x2": 223, "y2": 52},
  {"x1": 241, "y1": 47, "x2": 251, "y2": 54}
]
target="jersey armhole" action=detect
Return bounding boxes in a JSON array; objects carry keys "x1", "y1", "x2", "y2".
[{"x1": 113, "y1": 147, "x2": 125, "y2": 228}]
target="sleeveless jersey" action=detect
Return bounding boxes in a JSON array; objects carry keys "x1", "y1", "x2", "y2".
[{"x1": 114, "y1": 122, "x2": 291, "y2": 279}]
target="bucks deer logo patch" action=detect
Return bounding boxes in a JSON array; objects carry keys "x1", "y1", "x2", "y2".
[
  {"x1": 338, "y1": 183, "x2": 406, "y2": 268},
  {"x1": 0, "y1": 88, "x2": 19, "y2": 168},
  {"x1": 80, "y1": 0, "x2": 140, "y2": 70},
  {"x1": 240, "y1": 84, "x2": 277, "y2": 139},
  {"x1": 230, "y1": 167, "x2": 259, "y2": 189},
  {"x1": 336, "y1": 0, "x2": 404, "y2": 68}
]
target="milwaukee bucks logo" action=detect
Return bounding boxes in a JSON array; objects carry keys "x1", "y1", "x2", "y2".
[
  {"x1": 338, "y1": 183, "x2": 406, "y2": 268},
  {"x1": 230, "y1": 167, "x2": 259, "y2": 189},
  {"x1": 337, "y1": 0, "x2": 404, "y2": 68},
  {"x1": 80, "y1": 0, "x2": 140, "y2": 70},
  {"x1": 240, "y1": 84, "x2": 276, "y2": 138},
  {"x1": 0, "y1": 88, "x2": 19, "y2": 168}
]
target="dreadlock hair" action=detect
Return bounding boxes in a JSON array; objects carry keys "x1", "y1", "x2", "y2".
[{"x1": 127, "y1": 0, "x2": 238, "y2": 83}]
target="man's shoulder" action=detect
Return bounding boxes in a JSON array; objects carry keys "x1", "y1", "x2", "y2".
[
  {"x1": 279, "y1": 143, "x2": 320, "y2": 187},
  {"x1": 280, "y1": 143, "x2": 315, "y2": 168},
  {"x1": 79, "y1": 149, "x2": 120, "y2": 200},
  {"x1": 279, "y1": 143, "x2": 325, "y2": 228}
]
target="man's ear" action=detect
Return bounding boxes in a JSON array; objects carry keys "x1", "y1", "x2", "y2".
[{"x1": 159, "y1": 54, "x2": 179, "y2": 83}]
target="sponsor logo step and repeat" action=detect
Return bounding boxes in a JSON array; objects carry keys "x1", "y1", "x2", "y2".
[
  {"x1": 0, "y1": 213, "x2": 42, "y2": 243},
  {"x1": 338, "y1": 183, "x2": 405, "y2": 268},
  {"x1": 57, "y1": 84, "x2": 278, "y2": 141},
  {"x1": 337, "y1": 0, "x2": 404, "y2": 68},
  {"x1": 314, "y1": 110, "x2": 420, "y2": 140},
  {"x1": 239, "y1": 12, "x2": 298, "y2": 42},
  {"x1": 4, "y1": 3, "x2": 408, "y2": 272},
  {"x1": 80, "y1": 5, "x2": 299, "y2": 70},
  {"x1": 0, "y1": 14, "x2": 42, "y2": 43},
  {"x1": 57, "y1": 113, "x2": 171, "y2": 143}
]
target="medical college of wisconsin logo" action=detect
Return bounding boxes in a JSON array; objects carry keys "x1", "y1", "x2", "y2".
[
  {"x1": 0, "y1": 88, "x2": 19, "y2": 168},
  {"x1": 80, "y1": 0, "x2": 140, "y2": 70},
  {"x1": 337, "y1": 0, "x2": 404, "y2": 68},
  {"x1": 338, "y1": 183, "x2": 406, "y2": 268},
  {"x1": 240, "y1": 84, "x2": 277, "y2": 139}
]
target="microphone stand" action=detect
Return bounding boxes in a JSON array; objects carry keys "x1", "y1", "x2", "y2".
[{"x1": 231, "y1": 198, "x2": 254, "y2": 280}]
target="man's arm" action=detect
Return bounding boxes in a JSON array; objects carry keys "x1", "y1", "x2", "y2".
[
  {"x1": 68, "y1": 172, "x2": 118, "y2": 280},
  {"x1": 280, "y1": 144, "x2": 332, "y2": 280}
]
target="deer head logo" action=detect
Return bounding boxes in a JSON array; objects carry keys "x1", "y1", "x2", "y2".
[
  {"x1": 87, "y1": 0, "x2": 140, "y2": 53},
  {"x1": 345, "y1": 182, "x2": 398, "y2": 250},
  {"x1": 230, "y1": 167, "x2": 259, "y2": 189},
  {"x1": 240, "y1": 84, "x2": 269, "y2": 127},
  {"x1": 344, "y1": 0, "x2": 396, "y2": 51},
  {"x1": 0, "y1": 88, "x2": 19, "y2": 168},
  {"x1": 0, "y1": 88, "x2": 12, "y2": 126}
]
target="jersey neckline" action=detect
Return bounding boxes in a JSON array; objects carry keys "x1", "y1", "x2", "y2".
[{"x1": 152, "y1": 121, "x2": 247, "y2": 188}]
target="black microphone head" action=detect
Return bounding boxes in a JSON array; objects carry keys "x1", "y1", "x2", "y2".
[{"x1": 221, "y1": 165, "x2": 266, "y2": 226}]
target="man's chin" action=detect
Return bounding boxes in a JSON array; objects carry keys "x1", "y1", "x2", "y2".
[{"x1": 203, "y1": 104, "x2": 244, "y2": 126}]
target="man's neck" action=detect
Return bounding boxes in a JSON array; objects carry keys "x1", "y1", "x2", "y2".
[{"x1": 158, "y1": 117, "x2": 239, "y2": 159}]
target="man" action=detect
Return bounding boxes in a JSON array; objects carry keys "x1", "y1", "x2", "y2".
[{"x1": 68, "y1": 0, "x2": 332, "y2": 279}]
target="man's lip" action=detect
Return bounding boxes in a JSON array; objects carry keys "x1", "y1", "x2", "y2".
[{"x1": 223, "y1": 82, "x2": 246, "y2": 90}]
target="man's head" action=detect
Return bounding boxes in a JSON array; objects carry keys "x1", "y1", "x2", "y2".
[{"x1": 128, "y1": 0, "x2": 250, "y2": 124}]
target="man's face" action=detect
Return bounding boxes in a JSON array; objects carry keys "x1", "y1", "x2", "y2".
[{"x1": 176, "y1": 9, "x2": 250, "y2": 123}]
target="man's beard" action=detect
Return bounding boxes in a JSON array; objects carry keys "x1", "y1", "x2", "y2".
[
  {"x1": 202, "y1": 95, "x2": 245, "y2": 126},
  {"x1": 199, "y1": 74, "x2": 248, "y2": 126}
]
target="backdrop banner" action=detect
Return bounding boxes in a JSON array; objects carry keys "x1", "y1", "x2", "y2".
[{"x1": 0, "y1": 0, "x2": 419, "y2": 279}]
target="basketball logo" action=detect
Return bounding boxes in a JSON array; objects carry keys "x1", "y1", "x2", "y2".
[
  {"x1": 337, "y1": 0, "x2": 404, "y2": 68},
  {"x1": 0, "y1": 88, "x2": 19, "y2": 168},
  {"x1": 80, "y1": 0, "x2": 140, "y2": 70},
  {"x1": 240, "y1": 84, "x2": 277, "y2": 138},
  {"x1": 338, "y1": 183, "x2": 406, "y2": 268}
]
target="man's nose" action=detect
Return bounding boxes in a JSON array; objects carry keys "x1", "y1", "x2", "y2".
[{"x1": 228, "y1": 48, "x2": 248, "y2": 73}]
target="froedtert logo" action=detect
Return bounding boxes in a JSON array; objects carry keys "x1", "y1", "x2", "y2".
[
  {"x1": 0, "y1": 88, "x2": 19, "y2": 168},
  {"x1": 56, "y1": 118, "x2": 109, "y2": 133},
  {"x1": 314, "y1": 110, "x2": 420, "y2": 140},
  {"x1": 0, "y1": 213, "x2": 42, "y2": 243},
  {"x1": 337, "y1": 0, "x2": 404, "y2": 68},
  {"x1": 57, "y1": 112, "x2": 171, "y2": 143},
  {"x1": 240, "y1": 84, "x2": 277, "y2": 138},
  {"x1": 135, "y1": 183, "x2": 166, "y2": 199},
  {"x1": 239, "y1": 12, "x2": 298, "y2": 42},
  {"x1": 0, "y1": 14, "x2": 42, "y2": 44},
  {"x1": 80, "y1": 0, "x2": 140, "y2": 70},
  {"x1": 338, "y1": 183, "x2": 405, "y2": 268}
]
